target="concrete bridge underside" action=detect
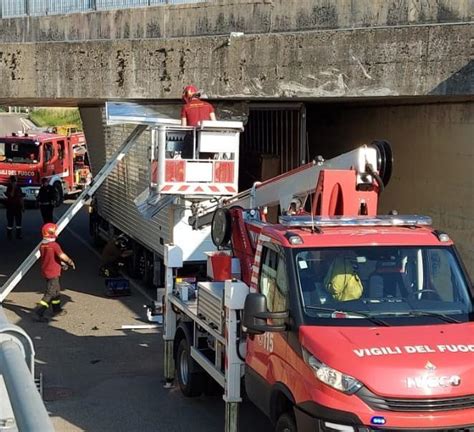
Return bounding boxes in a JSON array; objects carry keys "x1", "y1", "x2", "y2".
[
  {"x1": 0, "y1": 0, "x2": 472, "y2": 104},
  {"x1": 0, "y1": 23, "x2": 471, "y2": 105}
]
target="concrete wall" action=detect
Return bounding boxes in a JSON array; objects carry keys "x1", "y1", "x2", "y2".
[
  {"x1": 0, "y1": 0, "x2": 471, "y2": 104},
  {"x1": 0, "y1": 23, "x2": 471, "y2": 104},
  {"x1": 306, "y1": 101, "x2": 474, "y2": 276},
  {"x1": 0, "y1": 0, "x2": 471, "y2": 42}
]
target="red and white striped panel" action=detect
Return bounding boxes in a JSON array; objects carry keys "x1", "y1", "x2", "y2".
[
  {"x1": 160, "y1": 183, "x2": 237, "y2": 195},
  {"x1": 250, "y1": 234, "x2": 271, "y2": 293}
]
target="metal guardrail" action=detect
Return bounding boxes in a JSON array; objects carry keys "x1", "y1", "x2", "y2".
[
  {"x1": 0, "y1": 0, "x2": 207, "y2": 18},
  {"x1": 0, "y1": 307, "x2": 54, "y2": 432}
]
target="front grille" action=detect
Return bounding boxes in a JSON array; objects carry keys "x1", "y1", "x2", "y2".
[{"x1": 358, "y1": 387, "x2": 474, "y2": 412}]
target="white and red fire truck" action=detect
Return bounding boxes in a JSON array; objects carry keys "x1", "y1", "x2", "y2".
[
  {"x1": 0, "y1": 131, "x2": 91, "y2": 205},
  {"x1": 1, "y1": 106, "x2": 472, "y2": 432},
  {"x1": 156, "y1": 140, "x2": 474, "y2": 432}
]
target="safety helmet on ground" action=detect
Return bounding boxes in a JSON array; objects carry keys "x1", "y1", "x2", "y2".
[
  {"x1": 182, "y1": 85, "x2": 200, "y2": 103},
  {"x1": 42, "y1": 223, "x2": 58, "y2": 239}
]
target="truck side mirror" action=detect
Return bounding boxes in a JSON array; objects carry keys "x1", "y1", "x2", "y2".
[{"x1": 242, "y1": 293, "x2": 288, "y2": 335}]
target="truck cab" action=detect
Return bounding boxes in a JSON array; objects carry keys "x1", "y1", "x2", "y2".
[
  {"x1": 0, "y1": 132, "x2": 81, "y2": 203},
  {"x1": 243, "y1": 216, "x2": 474, "y2": 431}
]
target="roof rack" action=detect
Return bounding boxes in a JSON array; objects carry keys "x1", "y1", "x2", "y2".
[{"x1": 279, "y1": 215, "x2": 432, "y2": 228}]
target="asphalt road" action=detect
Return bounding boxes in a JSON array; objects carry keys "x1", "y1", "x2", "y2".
[
  {"x1": 0, "y1": 112, "x2": 38, "y2": 135},
  {"x1": 0, "y1": 203, "x2": 272, "y2": 432}
]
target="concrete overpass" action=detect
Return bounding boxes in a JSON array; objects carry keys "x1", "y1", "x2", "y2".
[
  {"x1": 0, "y1": 0, "x2": 473, "y2": 273},
  {"x1": 0, "y1": 0, "x2": 471, "y2": 104}
]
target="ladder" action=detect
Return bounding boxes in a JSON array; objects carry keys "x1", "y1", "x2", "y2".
[{"x1": 0, "y1": 124, "x2": 147, "y2": 303}]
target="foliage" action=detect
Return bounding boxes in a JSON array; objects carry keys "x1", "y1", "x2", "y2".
[{"x1": 29, "y1": 108, "x2": 82, "y2": 128}]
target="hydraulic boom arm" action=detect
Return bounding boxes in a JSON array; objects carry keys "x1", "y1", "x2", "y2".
[{"x1": 191, "y1": 140, "x2": 392, "y2": 229}]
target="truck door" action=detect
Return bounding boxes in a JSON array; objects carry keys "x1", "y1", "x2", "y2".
[
  {"x1": 41, "y1": 142, "x2": 55, "y2": 177},
  {"x1": 246, "y1": 243, "x2": 289, "y2": 383},
  {"x1": 54, "y1": 140, "x2": 66, "y2": 178}
]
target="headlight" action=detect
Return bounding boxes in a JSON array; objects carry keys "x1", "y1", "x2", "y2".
[{"x1": 302, "y1": 347, "x2": 362, "y2": 394}]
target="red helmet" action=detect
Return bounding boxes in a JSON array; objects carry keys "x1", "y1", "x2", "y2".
[
  {"x1": 42, "y1": 223, "x2": 58, "y2": 239},
  {"x1": 182, "y1": 85, "x2": 200, "y2": 103}
]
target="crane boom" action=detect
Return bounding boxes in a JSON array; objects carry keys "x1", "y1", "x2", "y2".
[{"x1": 190, "y1": 141, "x2": 392, "y2": 229}]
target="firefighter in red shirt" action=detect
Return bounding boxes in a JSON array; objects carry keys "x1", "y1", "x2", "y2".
[
  {"x1": 180, "y1": 85, "x2": 216, "y2": 126},
  {"x1": 33, "y1": 223, "x2": 75, "y2": 322}
]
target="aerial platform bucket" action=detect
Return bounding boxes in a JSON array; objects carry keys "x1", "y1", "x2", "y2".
[{"x1": 153, "y1": 121, "x2": 243, "y2": 199}]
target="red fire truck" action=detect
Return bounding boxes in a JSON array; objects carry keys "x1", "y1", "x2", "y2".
[
  {"x1": 157, "y1": 141, "x2": 474, "y2": 432},
  {"x1": 0, "y1": 131, "x2": 91, "y2": 205}
]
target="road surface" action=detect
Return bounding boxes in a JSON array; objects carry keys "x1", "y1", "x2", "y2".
[
  {"x1": 0, "y1": 112, "x2": 38, "y2": 136},
  {"x1": 0, "y1": 203, "x2": 272, "y2": 432}
]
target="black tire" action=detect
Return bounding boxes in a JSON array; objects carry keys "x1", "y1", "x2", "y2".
[
  {"x1": 176, "y1": 338, "x2": 204, "y2": 397},
  {"x1": 275, "y1": 412, "x2": 297, "y2": 432},
  {"x1": 53, "y1": 182, "x2": 63, "y2": 207}
]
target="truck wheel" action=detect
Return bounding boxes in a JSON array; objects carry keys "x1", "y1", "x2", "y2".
[
  {"x1": 176, "y1": 338, "x2": 204, "y2": 397},
  {"x1": 275, "y1": 412, "x2": 297, "y2": 432},
  {"x1": 54, "y1": 182, "x2": 63, "y2": 207}
]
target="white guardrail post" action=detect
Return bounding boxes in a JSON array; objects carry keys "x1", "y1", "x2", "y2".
[{"x1": 0, "y1": 307, "x2": 54, "y2": 432}]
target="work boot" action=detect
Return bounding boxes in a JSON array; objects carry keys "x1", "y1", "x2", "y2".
[
  {"x1": 16, "y1": 228, "x2": 22, "y2": 239},
  {"x1": 7, "y1": 229, "x2": 12, "y2": 240},
  {"x1": 32, "y1": 304, "x2": 49, "y2": 323},
  {"x1": 52, "y1": 301, "x2": 67, "y2": 317}
]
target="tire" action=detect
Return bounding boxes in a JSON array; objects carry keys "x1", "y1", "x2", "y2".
[
  {"x1": 176, "y1": 338, "x2": 204, "y2": 397},
  {"x1": 275, "y1": 412, "x2": 297, "y2": 432},
  {"x1": 53, "y1": 182, "x2": 63, "y2": 207}
]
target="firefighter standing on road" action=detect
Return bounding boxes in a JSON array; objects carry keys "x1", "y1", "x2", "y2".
[
  {"x1": 5, "y1": 175, "x2": 24, "y2": 240},
  {"x1": 180, "y1": 85, "x2": 216, "y2": 126},
  {"x1": 33, "y1": 223, "x2": 75, "y2": 322},
  {"x1": 37, "y1": 177, "x2": 56, "y2": 223}
]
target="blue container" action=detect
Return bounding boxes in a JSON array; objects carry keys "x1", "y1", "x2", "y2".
[{"x1": 105, "y1": 278, "x2": 131, "y2": 297}]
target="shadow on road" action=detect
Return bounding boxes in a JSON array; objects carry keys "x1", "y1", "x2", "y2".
[{"x1": 0, "y1": 203, "x2": 272, "y2": 432}]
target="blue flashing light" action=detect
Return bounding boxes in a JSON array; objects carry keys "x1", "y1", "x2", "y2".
[
  {"x1": 371, "y1": 416, "x2": 386, "y2": 426},
  {"x1": 28, "y1": 179, "x2": 32, "y2": 184}
]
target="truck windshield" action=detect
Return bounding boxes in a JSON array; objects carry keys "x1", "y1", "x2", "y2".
[
  {"x1": 0, "y1": 141, "x2": 39, "y2": 164},
  {"x1": 295, "y1": 246, "x2": 473, "y2": 325}
]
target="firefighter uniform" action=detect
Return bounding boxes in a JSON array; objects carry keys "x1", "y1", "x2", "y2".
[
  {"x1": 180, "y1": 85, "x2": 216, "y2": 126},
  {"x1": 34, "y1": 223, "x2": 75, "y2": 322},
  {"x1": 181, "y1": 98, "x2": 215, "y2": 126},
  {"x1": 5, "y1": 177, "x2": 24, "y2": 239},
  {"x1": 37, "y1": 182, "x2": 56, "y2": 223}
]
